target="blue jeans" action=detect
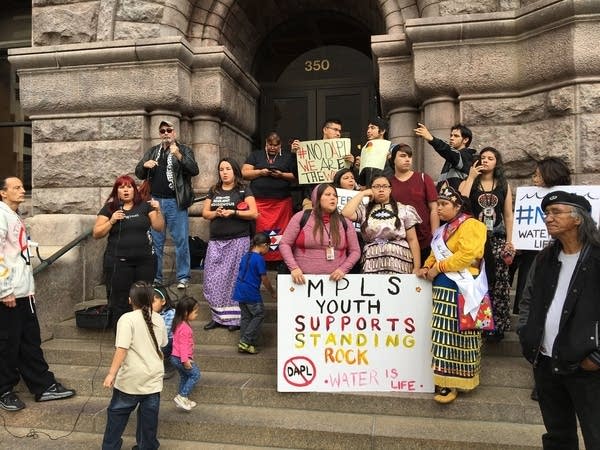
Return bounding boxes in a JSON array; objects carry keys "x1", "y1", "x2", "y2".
[
  {"x1": 102, "y1": 388, "x2": 160, "y2": 450},
  {"x1": 170, "y1": 356, "x2": 201, "y2": 397},
  {"x1": 151, "y1": 198, "x2": 190, "y2": 283},
  {"x1": 239, "y1": 302, "x2": 265, "y2": 345}
]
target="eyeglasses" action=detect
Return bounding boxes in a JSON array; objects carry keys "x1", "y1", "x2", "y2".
[
  {"x1": 326, "y1": 126, "x2": 342, "y2": 133},
  {"x1": 159, "y1": 128, "x2": 174, "y2": 134},
  {"x1": 543, "y1": 209, "x2": 573, "y2": 219},
  {"x1": 372, "y1": 184, "x2": 391, "y2": 190}
]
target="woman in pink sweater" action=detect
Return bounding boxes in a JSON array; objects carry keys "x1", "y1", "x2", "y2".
[{"x1": 280, "y1": 184, "x2": 360, "y2": 284}]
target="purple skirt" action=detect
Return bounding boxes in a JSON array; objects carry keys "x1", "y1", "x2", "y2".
[{"x1": 202, "y1": 236, "x2": 250, "y2": 325}]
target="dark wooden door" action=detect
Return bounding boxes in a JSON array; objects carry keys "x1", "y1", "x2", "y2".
[{"x1": 259, "y1": 45, "x2": 376, "y2": 154}]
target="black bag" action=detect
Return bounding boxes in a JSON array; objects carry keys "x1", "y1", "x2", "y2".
[
  {"x1": 189, "y1": 236, "x2": 208, "y2": 269},
  {"x1": 75, "y1": 304, "x2": 110, "y2": 329}
]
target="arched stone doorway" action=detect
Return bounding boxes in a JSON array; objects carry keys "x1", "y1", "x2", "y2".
[
  {"x1": 258, "y1": 45, "x2": 377, "y2": 154},
  {"x1": 247, "y1": 8, "x2": 384, "y2": 152}
]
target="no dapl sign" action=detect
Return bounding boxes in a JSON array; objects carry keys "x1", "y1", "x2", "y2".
[{"x1": 283, "y1": 356, "x2": 316, "y2": 387}]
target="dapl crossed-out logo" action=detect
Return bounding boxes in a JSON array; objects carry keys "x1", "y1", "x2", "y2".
[{"x1": 283, "y1": 356, "x2": 316, "y2": 387}]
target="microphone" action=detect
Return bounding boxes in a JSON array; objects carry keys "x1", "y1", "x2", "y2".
[{"x1": 117, "y1": 201, "x2": 124, "y2": 211}]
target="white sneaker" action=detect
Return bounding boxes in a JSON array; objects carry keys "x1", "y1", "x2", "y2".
[
  {"x1": 188, "y1": 398, "x2": 197, "y2": 408},
  {"x1": 174, "y1": 394, "x2": 192, "y2": 411},
  {"x1": 177, "y1": 280, "x2": 189, "y2": 289}
]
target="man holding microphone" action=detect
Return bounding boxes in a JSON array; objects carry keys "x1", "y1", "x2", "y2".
[{"x1": 135, "y1": 120, "x2": 199, "y2": 289}]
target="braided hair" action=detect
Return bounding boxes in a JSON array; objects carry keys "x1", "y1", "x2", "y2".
[{"x1": 129, "y1": 281, "x2": 163, "y2": 359}]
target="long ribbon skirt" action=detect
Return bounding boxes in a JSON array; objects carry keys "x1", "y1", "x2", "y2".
[
  {"x1": 255, "y1": 197, "x2": 293, "y2": 262},
  {"x1": 202, "y1": 236, "x2": 249, "y2": 326},
  {"x1": 431, "y1": 273, "x2": 482, "y2": 391}
]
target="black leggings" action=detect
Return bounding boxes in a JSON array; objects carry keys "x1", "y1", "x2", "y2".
[{"x1": 107, "y1": 255, "x2": 155, "y2": 328}]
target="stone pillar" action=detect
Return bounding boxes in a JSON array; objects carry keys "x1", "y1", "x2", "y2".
[
  {"x1": 388, "y1": 107, "x2": 420, "y2": 167},
  {"x1": 421, "y1": 96, "x2": 457, "y2": 181}
]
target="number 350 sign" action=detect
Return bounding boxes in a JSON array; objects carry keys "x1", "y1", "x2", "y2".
[{"x1": 304, "y1": 59, "x2": 330, "y2": 71}]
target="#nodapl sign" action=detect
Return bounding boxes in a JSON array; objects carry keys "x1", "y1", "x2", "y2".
[
  {"x1": 277, "y1": 274, "x2": 434, "y2": 392},
  {"x1": 296, "y1": 138, "x2": 351, "y2": 185}
]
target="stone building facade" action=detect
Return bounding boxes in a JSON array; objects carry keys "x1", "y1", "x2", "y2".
[{"x1": 4, "y1": 0, "x2": 600, "y2": 328}]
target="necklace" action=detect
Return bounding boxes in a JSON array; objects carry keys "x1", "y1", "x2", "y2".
[
  {"x1": 477, "y1": 178, "x2": 498, "y2": 231},
  {"x1": 266, "y1": 150, "x2": 279, "y2": 165}
]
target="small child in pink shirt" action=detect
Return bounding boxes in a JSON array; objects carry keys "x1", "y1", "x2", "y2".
[{"x1": 170, "y1": 296, "x2": 200, "y2": 411}]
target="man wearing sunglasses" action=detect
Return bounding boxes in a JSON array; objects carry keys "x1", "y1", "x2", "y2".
[{"x1": 135, "y1": 120, "x2": 199, "y2": 289}]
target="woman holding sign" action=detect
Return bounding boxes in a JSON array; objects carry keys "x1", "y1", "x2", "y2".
[
  {"x1": 280, "y1": 183, "x2": 360, "y2": 284},
  {"x1": 341, "y1": 172, "x2": 422, "y2": 274},
  {"x1": 416, "y1": 183, "x2": 487, "y2": 404}
]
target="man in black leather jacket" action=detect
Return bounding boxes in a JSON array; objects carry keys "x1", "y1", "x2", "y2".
[
  {"x1": 518, "y1": 190, "x2": 600, "y2": 450},
  {"x1": 135, "y1": 120, "x2": 199, "y2": 289}
]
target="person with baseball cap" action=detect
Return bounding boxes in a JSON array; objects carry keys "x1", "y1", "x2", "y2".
[
  {"x1": 135, "y1": 120, "x2": 199, "y2": 289},
  {"x1": 518, "y1": 190, "x2": 600, "y2": 449}
]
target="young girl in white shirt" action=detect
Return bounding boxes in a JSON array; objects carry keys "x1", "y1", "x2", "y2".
[{"x1": 102, "y1": 281, "x2": 167, "y2": 450}]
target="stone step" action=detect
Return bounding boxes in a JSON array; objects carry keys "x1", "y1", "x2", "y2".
[
  {"x1": 40, "y1": 337, "x2": 534, "y2": 388},
  {"x1": 0, "y1": 395, "x2": 549, "y2": 449},
  {"x1": 55, "y1": 318, "x2": 278, "y2": 345},
  {"x1": 37, "y1": 363, "x2": 540, "y2": 425},
  {"x1": 66, "y1": 306, "x2": 523, "y2": 357},
  {"x1": 0, "y1": 427, "x2": 278, "y2": 450}
]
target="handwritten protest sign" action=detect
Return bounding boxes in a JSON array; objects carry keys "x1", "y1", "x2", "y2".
[
  {"x1": 336, "y1": 188, "x2": 367, "y2": 231},
  {"x1": 277, "y1": 274, "x2": 434, "y2": 392},
  {"x1": 512, "y1": 185, "x2": 600, "y2": 250},
  {"x1": 359, "y1": 139, "x2": 390, "y2": 174},
  {"x1": 296, "y1": 138, "x2": 351, "y2": 185}
]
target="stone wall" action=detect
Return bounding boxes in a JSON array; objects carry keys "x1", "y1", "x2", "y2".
[
  {"x1": 27, "y1": 214, "x2": 104, "y2": 340},
  {"x1": 377, "y1": 0, "x2": 600, "y2": 184}
]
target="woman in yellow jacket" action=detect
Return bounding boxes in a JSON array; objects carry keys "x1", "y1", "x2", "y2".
[{"x1": 416, "y1": 183, "x2": 487, "y2": 404}]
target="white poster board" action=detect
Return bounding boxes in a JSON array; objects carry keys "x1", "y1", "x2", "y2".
[
  {"x1": 359, "y1": 139, "x2": 390, "y2": 173},
  {"x1": 512, "y1": 185, "x2": 600, "y2": 250},
  {"x1": 277, "y1": 274, "x2": 434, "y2": 392},
  {"x1": 336, "y1": 188, "x2": 368, "y2": 231},
  {"x1": 296, "y1": 138, "x2": 351, "y2": 185}
]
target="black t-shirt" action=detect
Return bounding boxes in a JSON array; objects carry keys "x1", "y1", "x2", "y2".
[
  {"x1": 208, "y1": 186, "x2": 254, "y2": 240},
  {"x1": 99, "y1": 202, "x2": 154, "y2": 258},
  {"x1": 245, "y1": 150, "x2": 297, "y2": 199},
  {"x1": 151, "y1": 147, "x2": 176, "y2": 198}
]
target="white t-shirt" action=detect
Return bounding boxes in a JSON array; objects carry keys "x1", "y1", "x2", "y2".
[
  {"x1": 541, "y1": 250, "x2": 580, "y2": 356},
  {"x1": 114, "y1": 309, "x2": 168, "y2": 395}
]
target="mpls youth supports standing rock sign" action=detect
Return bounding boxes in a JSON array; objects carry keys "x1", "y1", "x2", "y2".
[{"x1": 277, "y1": 274, "x2": 434, "y2": 392}]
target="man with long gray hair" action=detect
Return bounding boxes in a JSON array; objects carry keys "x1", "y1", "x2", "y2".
[{"x1": 518, "y1": 190, "x2": 600, "y2": 449}]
